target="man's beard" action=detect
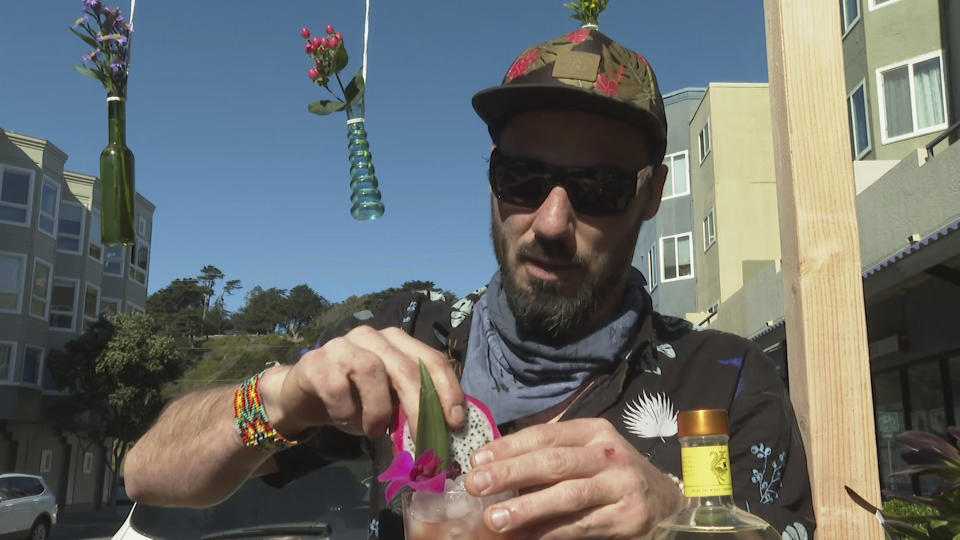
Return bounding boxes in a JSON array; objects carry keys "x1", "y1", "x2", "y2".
[{"x1": 491, "y1": 211, "x2": 643, "y2": 342}]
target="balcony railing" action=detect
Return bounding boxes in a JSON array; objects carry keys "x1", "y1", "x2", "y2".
[{"x1": 926, "y1": 120, "x2": 960, "y2": 160}]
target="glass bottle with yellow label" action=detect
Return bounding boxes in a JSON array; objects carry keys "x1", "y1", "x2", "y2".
[{"x1": 651, "y1": 409, "x2": 780, "y2": 539}]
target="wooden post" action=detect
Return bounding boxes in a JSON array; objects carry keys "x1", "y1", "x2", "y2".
[{"x1": 763, "y1": 1, "x2": 883, "y2": 537}]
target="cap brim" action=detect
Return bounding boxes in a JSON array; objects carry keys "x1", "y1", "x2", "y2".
[{"x1": 472, "y1": 84, "x2": 666, "y2": 158}]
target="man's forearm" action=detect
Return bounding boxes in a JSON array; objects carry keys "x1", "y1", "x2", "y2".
[{"x1": 124, "y1": 384, "x2": 273, "y2": 507}]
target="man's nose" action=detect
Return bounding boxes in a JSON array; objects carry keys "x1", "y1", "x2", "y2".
[{"x1": 531, "y1": 186, "x2": 576, "y2": 239}]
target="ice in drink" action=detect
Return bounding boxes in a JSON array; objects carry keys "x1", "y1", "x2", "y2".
[{"x1": 402, "y1": 485, "x2": 515, "y2": 540}]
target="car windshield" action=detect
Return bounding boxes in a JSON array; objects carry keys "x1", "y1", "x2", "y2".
[{"x1": 129, "y1": 459, "x2": 371, "y2": 539}]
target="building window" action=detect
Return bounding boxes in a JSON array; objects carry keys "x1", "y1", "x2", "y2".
[
  {"x1": 126, "y1": 302, "x2": 145, "y2": 315},
  {"x1": 39, "y1": 449, "x2": 52, "y2": 473},
  {"x1": 869, "y1": 0, "x2": 904, "y2": 10},
  {"x1": 83, "y1": 283, "x2": 100, "y2": 332},
  {"x1": 0, "y1": 252, "x2": 27, "y2": 314},
  {"x1": 30, "y1": 258, "x2": 52, "y2": 320},
  {"x1": 0, "y1": 167, "x2": 33, "y2": 226},
  {"x1": 841, "y1": 0, "x2": 860, "y2": 35},
  {"x1": 89, "y1": 210, "x2": 103, "y2": 262},
  {"x1": 38, "y1": 177, "x2": 59, "y2": 237},
  {"x1": 21, "y1": 346, "x2": 42, "y2": 385},
  {"x1": 50, "y1": 278, "x2": 79, "y2": 331},
  {"x1": 83, "y1": 452, "x2": 94, "y2": 474},
  {"x1": 57, "y1": 202, "x2": 85, "y2": 254},
  {"x1": 877, "y1": 51, "x2": 948, "y2": 144},
  {"x1": 647, "y1": 243, "x2": 659, "y2": 291},
  {"x1": 100, "y1": 297, "x2": 121, "y2": 317},
  {"x1": 137, "y1": 216, "x2": 147, "y2": 238},
  {"x1": 130, "y1": 242, "x2": 148, "y2": 286},
  {"x1": 703, "y1": 209, "x2": 717, "y2": 251},
  {"x1": 661, "y1": 233, "x2": 694, "y2": 282},
  {"x1": 104, "y1": 245, "x2": 124, "y2": 276},
  {"x1": 698, "y1": 118, "x2": 711, "y2": 164},
  {"x1": 661, "y1": 151, "x2": 690, "y2": 200},
  {"x1": 0, "y1": 342, "x2": 15, "y2": 381},
  {"x1": 847, "y1": 81, "x2": 872, "y2": 159}
]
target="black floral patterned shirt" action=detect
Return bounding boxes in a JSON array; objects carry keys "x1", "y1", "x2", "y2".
[{"x1": 265, "y1": 286, "x2": 816, "y2": 539}]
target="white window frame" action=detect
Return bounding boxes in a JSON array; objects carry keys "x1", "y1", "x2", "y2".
[
  {"x1": 660, "y1": 232, "x2": 695, "y2": 283},
  {"x1": 56, "y1": 201, "x2": 85, "y2": 255},
  {"x1": 100, "y1": 296, "x2": 121, "y2": 318},
  {"x1": 0, "y1": 251, "x2": 27, "y2": 315},
  {"x1": 126, "y1": 301, "x2": 145, "y2": 315},
  {"x1": 703, "y1": 208, "x2": 717, "y2": 251},
  {"x1": 82, "y1": 282, "x2": 101, "y2": 330},
  {"x1": 29, "y1": 258, "x2": 53, "y2": 321},
  {"x1": 0, "y1": 165, "x2": 35, "y2": 228},
  {"x1": 841, "y1": 0, "x2": 861, "y2": 38},
  {"x1": 37, "y1": 176, "x2": 60, "y2": 239},
  {"x1": 698, "y1": 118, "x2": 712, "y2": 164},
  {"x1": 647, "y1": 243, "x2": 659, "y2": 291},
  {"x1": 129, "y1": 241, "x2": 149, "y2": 287},
  {"x1": 708, "y1": 301, "x2": 720, "y2": 315},
  {"x1": 83, "y1": 452, "x2": 94, "y2": 474},
  {"x1": 104, "y1": 245, "x2": 125, "y2": 277},
  {"x1": 20, "y1": 345, "x2": 43, "y2": 387},
  {"x1": 89, "y1": 209, "x2": 103, "y2": 262},
  {"x1": 876, "y1": 50, "x2": 949, "y2": 145},
  {"x1": 39, "y1": 449, "x2": 53, "y2": 473},
  {"x1": 137, "y1": 216, "x2": 147, "y2": 238},
  {"x1": 0, "y1": 341, "x2": 16, "y2": 383},
  {"x1": 868, "y1": 0, "x2": 905, "y2": 11},
  {"x1": 661, "y1": 150, "x2": 690, "y2": 200},
  {"x1": 847, "y1": 80, "x2": 872, "y2": 159},
  {"x1": 49, "y1": 277, "x2": 80, "y2": 333}
]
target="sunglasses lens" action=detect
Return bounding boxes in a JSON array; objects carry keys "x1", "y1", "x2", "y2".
[{"x1": 490, "y1": 152, "x2": 637, "y2": 216}]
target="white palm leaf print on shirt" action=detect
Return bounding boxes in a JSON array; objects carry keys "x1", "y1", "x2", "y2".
[{"x1": 622, "y1": 391, "x2": 678, "y2": 440}]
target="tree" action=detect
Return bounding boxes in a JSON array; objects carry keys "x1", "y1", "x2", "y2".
[
  {"x1": 213, "y1": 279, "x2": 243, "y2": 335},
  {"x1": 47, "y1": 314, "x2": 183, "y2": 508},
  {"x1": 232, "y1": 286, "x2": 287, "y2": 334},
  {"x1": 281, "y1": 284, "x2": 329, "y2": 340},
  {"x1": 198, "y1": 265, "x2": 224, "y2": 323},
  {"x1": 146, "y1": 278, "x2": 206, "y2": 340}
]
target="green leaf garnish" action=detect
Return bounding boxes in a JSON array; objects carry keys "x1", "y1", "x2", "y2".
[
  {"x1": 307, "y1": 100, "x2": 347, "y2": 115},
  {"x1": 415, "y1": 360, "x2": 449, "y2": 469}
]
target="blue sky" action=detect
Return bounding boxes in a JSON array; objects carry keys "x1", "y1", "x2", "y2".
[{"x1": 0, "y1": 1, "x2": 769, "y2": 311}]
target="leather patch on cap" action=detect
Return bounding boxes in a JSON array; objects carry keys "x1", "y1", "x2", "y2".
[{"x1": 552, "y1": 51, "x2": 600, "y2": 82}]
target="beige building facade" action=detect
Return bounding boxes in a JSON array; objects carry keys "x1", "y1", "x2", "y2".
[{"x1": 0, "y1": 128, "x2": 154, "y2": 508}]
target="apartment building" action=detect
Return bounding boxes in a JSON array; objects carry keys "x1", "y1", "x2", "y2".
[
  {"x1": 634, "y1": 88, "x2": 704, "y2": 318},
  {"x1": 0, "y1": 128, "x2": 154, "y2": 507}
]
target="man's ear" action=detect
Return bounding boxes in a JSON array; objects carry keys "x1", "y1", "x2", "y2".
[{"x1": 638, "y1": 164, "x2": 668, "y2": 220}]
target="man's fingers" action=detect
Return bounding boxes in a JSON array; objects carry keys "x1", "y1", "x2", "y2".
[
  {"x1": 378, "y1": 327, "x2": 467, "y2": 429},
  {"x1": 480, "y1": 478, "x2": 611, "y2": 536},
  {"x1": 466, "y1": 445, "x2": 609, "y2": 497},
  {"x1": 348, "y1": 349, "x2": 395, "y2": 438},
  {"x1": 472, "y1": 419, "x2": 603, "y2": 466}
]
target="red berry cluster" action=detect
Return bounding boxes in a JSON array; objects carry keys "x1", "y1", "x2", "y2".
[{"x1": 301, "y1": 24, "x2": 344, "y2": 83}]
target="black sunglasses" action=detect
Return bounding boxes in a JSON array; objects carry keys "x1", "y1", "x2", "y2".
[{"x1": 488, "y1": 149, "x2": 644, "y2": 217}]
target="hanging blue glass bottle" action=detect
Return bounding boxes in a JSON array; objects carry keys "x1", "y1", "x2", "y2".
[{"x1": 345, "y1": 102, "x2": 384, "y2": 220}]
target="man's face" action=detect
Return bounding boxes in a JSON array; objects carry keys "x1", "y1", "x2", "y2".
[{"x1": 490, "y1": 110, "x2": 666, "y2": 341}]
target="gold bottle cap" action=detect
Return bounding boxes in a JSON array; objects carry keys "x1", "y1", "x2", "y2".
[{"x1": 677, "y1": 409, "x2": 729, "y2": 437}]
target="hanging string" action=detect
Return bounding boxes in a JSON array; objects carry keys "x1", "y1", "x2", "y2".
[
  {"x1": 126, "y1": 0, "x2": 136, "y2": 84},
  {"x1": 362, "y1": 0, "x2": 370, "y2": 84}
]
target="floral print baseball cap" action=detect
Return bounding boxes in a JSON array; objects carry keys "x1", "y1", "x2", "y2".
[{"x1": 472, "y1": 28, "x2": 667, "y2": 164}]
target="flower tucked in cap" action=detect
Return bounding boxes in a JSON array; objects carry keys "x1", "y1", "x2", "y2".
[{"x1": 472, "y1": 28, "x2": 667, "y2": 165}]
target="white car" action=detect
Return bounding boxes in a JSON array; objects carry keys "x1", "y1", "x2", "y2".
[
  {"x1": 0, "y1": 472, "x2": 58, "y2": 540},
  {"x1": 113, "y1": 460, "x2": 370, "y2": 539}
]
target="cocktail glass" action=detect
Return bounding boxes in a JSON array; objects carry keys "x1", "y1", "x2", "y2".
[{"x1": 402, "y1": 487, "x2": 516, "y2": 540}]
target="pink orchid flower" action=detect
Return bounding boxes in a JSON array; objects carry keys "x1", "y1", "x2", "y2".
[{"x1": 377, "y1": 450, "x2": 447, "y2": 502}]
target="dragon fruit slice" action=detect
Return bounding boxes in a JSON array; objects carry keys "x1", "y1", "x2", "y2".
[{"x1": 391, "y1": 395, "x2": 500, "y2": 473}]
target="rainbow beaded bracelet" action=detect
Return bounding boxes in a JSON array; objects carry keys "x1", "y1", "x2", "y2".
[{"x1": 234, "y1": 369, "x2": 298, "y2": 452}]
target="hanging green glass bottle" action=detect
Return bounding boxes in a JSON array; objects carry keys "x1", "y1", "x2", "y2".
[
  {"x1": 345, "y1": 102, "x2": 384, "y2": 220},
  {"x1": 99, "y1": 97, "x2": 136, "y2": 245}
]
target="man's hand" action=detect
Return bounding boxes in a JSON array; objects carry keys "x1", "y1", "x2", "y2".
[
  {"x1": 261, "y1": 325, "x2": 467, "y2": 440},
  {"x1": 464, "y1": 418, "x2": 684, "y2": 539}
]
